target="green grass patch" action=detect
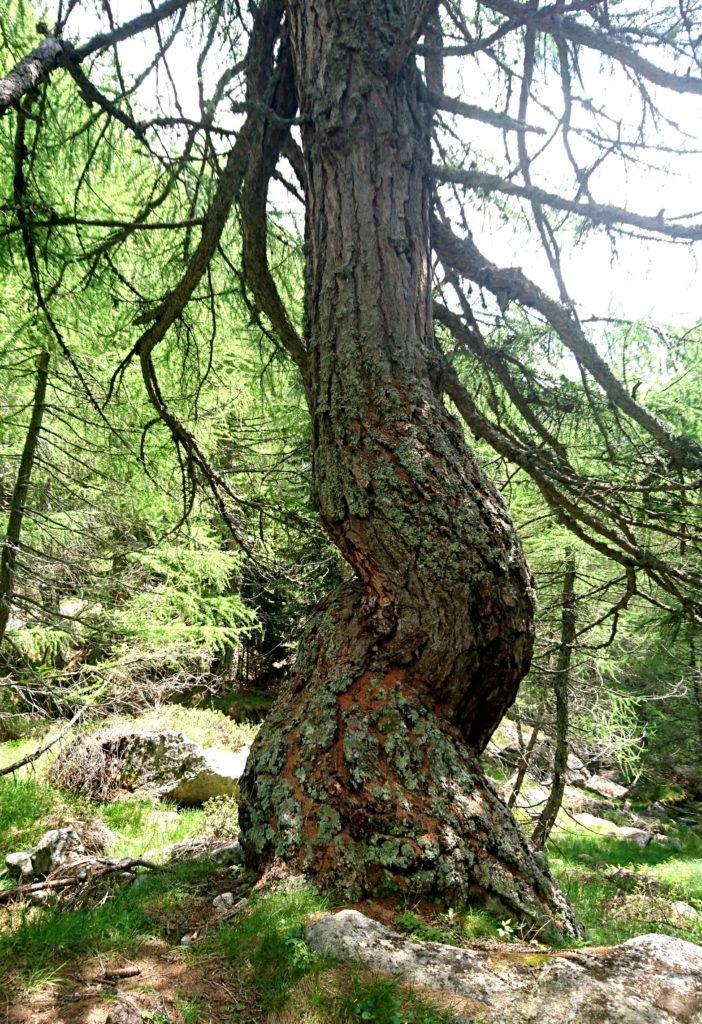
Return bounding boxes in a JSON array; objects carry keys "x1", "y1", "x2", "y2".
[
  {"x1": 197, "y1": 883, "x2": 462, "y2": 1023},
  {"x1": 550, "y1": 827, "x2": 702, "y2": 946},
  {"x1": 0, "y1": 776, "x2": 88, "y2": 872},
  {"x1": 104, "y1": 705, "x2": 258, "y2": 753},
  {"x1": 0, "y1": 859, "x2": 214, "y2": 997}
]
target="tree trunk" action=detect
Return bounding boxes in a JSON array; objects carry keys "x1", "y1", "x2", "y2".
[
  {"x1": 239, "y1": 0, "x2": 581, "y2": 939},
  {"x1": 507, "y1": 700, "x2": 546, "y2": 809},
  {"x1": 532, "y1": 550, "x2": 576, "y2": 850},
  {"x1": 0, "y1": 349, "x2": 50, "y2": 646}
]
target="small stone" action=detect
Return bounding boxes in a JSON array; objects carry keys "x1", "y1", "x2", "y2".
[
  {"x1": 211, "y1": 841, "x2": 244, "y2": 867},
  {"x1": 213, "y1": 891, "x2": 236, "y2": 911},
  {"x1": 670, "y1": 901, "x2": 700, "y2": 927},
  {"x1": 5, "y1": 850, "x2": 34, "y2": 879},
  {"x1": 577, "y1": 853, "x2": 593, "y2": 863},
  {"x1": 104, "y1": 1006, "x2": 143, "y2": 1024},
  {"x1": 652, "y1": 834, "x2": 682, "y2": 851}
]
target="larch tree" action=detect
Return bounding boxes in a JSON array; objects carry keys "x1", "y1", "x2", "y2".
[{"x1": 2, "y1": 0, "x2": 702, "y2": 938}]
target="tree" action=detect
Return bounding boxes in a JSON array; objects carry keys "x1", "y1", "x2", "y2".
[{"x1": 2, "y1": 0, "x2": 702, "y2": 938}]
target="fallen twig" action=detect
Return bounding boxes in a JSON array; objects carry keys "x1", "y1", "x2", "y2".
[{"x1": 0, "y1": 857, "x2": 161, "y2": 904}]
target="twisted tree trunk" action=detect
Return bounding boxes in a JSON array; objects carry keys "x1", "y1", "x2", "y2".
[{"x1": 239, "y1": 0, "x2": 581, "y2": 939}]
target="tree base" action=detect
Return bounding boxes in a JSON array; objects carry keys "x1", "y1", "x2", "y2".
[{"x1": 239, "y1": 588, "x2": 583, "y2": 942}]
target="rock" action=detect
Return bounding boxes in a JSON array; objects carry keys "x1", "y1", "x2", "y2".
[
  {"x1": 115, "y1": 730, "x2": 250, "y2": 805},
  {"x1": 306, "y1": 909, "x2": 508, "y2": 1006},
  {"x1": 581, "y1": 773, "x2": 629, "y2": 800},
  {"x1": 487, "y1": 721, "x2": 592, "y2": 786},
  {"x1": 654, "y1": 834, "x2": 683, "y2": 851},
  {"x1": 671, "y1": 901, "x2": 701, "y2": 927},
  {"x1": 5, "y1": 828, "x2": 85, "y2": 881},
  {"x1": 306, "y1": 910, "x2": 702, "y2": 1023},
  {"x1": 213, "y1": 891, "x2": 236, "y2": 911},
  {"x1": 104, "y1": 1006, "x2": 143, "y2": 1024},
  {"x1": 618, "y1": 825, "x2": 652, "y2": 847},
  {"x1": 5, "y1": 850, "x2": 34, "y2": 879},
  {"x1": 570, "y1": 813, "x2": 650, "y2": 845},
  {"x1": 30, "y1": 828, "x2": 86, "y2": 875},
  {"x1": 211, "y1": 840, "x2": 244, "y2": 867},
  {"x1": 213, "y1": 892, "x2": 247, "y2": 915}
]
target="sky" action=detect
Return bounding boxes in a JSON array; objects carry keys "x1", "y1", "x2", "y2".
[{"x1": 63, "y1": 0, "x2": 702, "y2": 328}]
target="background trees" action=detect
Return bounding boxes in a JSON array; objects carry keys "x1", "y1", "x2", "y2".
[{"x1": 0, "y1": 0, "x2": 700, "y2": 933}]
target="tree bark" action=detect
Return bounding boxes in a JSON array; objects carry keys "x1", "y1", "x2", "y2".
[
  {"x1": 239, "y1": 0, "x2": 581, "y2": 939},
  {"x1": 0, "y1": 349, "x2": 50, "y2": 646},
  {"x1": 532, "y1": 551, "x2": 576, "y2": 850}
]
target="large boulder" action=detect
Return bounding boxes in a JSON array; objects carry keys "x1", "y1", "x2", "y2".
[
  {"x1": 115, "y1": 731, "x2": 249, "y2": 805},
  {"x1": 50, "y1": 728, "x2": 250, "y2": 805},
  {"x1": 306, "y1": 910, "x2": 702, "y2": 1023}
]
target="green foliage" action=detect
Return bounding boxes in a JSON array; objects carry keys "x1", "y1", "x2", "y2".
[
  {"x1": 201, "y1": 793, "x2": 240, "y2": 839},
  {"x1": 112, "y1": 542, "x2": 257, "y2": 659},
  {"x1": 551, "y1": 830, "x2": 702, "y2": 946}
]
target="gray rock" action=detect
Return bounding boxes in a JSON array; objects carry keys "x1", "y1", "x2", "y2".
[
  {"x1": 306, "y1": 909, "x2": 507, "y2": 1006},
  {"x1": 213, "y1": 891, "x2": 236, "y2": 911},
  {"x1": 306, "y1": 910, "x2": 702, "y2": 1023},
  {"x1": 581, "y1": 774, "x2": 629, "y2": 800},
  {"x1": 30, "y1": 827, "x2": 86, "y2": 875},
  {"x1": 654, "y1": 834, "x2": 683, "y2": 851},
  {"x1": 104, "y1": 1006, "x2": 143, "y2": 1024},
  {"x1": 213, "y1": 892, "x2": 247, "y2": 915},
  {"x1": 211, "y1": 840, "x2": 244, "y2": 867},
  {"x1": 571, "y1": 812, "x2": 650, "y2": 845},
  {"x1": 618, "y1": 825, "x2": 652, "y2": 847},
  {"x1": 5, "y1": 828, "x2": 85, "y2": 881},
  {"x1": 116, "y1": 731, "x2": 250, "y2": 805},
  {"x1": 5, "y1": 850, "x2": 34, "y2": 879},
  {"x1": 671, "y1": 901, "x2": 701, "y2": 927}
]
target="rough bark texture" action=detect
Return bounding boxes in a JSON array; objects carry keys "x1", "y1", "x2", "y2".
[{"x1": 239, "y1": 0, "x2": 581, "y2": 938}]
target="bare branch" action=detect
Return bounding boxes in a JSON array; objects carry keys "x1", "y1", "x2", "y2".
[{"x1": 0, "y1": 0, "x2": 196, "y2": 118}]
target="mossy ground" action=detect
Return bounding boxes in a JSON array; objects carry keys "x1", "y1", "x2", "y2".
[{"x1": 1, "y1": 713, "x2": 701, "y2": 1022}]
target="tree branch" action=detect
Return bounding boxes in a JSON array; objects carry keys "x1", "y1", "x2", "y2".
[
  {"x1": 432, "y1": 218, "x2": 702, "y2": 471},
  {"x1": 434, "y1": 166, "x2": 702, "y2": 241},
  {"x1": 0, "y1": 0, "x2": 196, "y2": 118}
]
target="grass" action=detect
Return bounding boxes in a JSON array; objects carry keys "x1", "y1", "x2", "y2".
[
  {"x1": 550, "y1": 826, "x2": 702, "y2": 945},
  {"x1": 0, "y1": 859, "x2": 215, "y2": 997},
  {"x1": 2, "y1": 718, "x2": 702, "y2": 1021},
  {"x1": 103, "y1": 705, "x2": 259, "y2": 753},
  {"x1": 196, "y1": 884, "x2": 462, "y2": 1023}
]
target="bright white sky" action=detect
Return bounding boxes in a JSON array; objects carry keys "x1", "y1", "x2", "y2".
[{"x1": 65, "y1": 1, "x2": 702, "y2": 327}]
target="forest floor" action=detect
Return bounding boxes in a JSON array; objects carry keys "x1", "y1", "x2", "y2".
[{"x1": 1, "y1": 708, "x2": 701, "y2": 1024}]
